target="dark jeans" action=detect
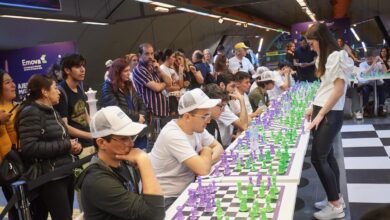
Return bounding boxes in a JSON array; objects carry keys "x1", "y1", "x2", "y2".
[
  {"x1": 362, "y1": 84, "x2": 386, "y2": 106},
  {"x1": 146, "y1": 115, "x2": 173, "y2": 153},
  {"x1": 29, "y1": 175, "x2": 74, "y2": 220},
  {"x1": 311, "y1": 105, "x2": 343, "y2": 201}
]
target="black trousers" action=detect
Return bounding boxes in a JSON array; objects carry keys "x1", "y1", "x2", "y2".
[
  {"x1": 311, "y1": 105, "x2": 343, "y2": 201},
  {"x1": 29, "y1": 175, "x2": 74, "y2": 220}
]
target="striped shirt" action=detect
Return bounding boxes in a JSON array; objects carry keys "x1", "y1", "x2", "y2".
[{"x1": 133, "y1": 61, "x2": 169, "y2": 117}]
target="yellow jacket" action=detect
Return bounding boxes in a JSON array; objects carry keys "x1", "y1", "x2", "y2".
[{"x1": 0, "y1": 102, "x2": 17, "y2": 161}]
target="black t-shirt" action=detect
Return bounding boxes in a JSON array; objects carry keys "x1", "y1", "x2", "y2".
[
  {"x1": 206, "y1": 119, "x2": 223, "y2": 148},
  {"x1": 294, "y1": 47, "x2": 317, "y2": 82},
  {"x1": 110, "y1": 163, "x2": 140, "y2": 194},
  {"x1": 55, "y1": 81, "x2": 92, "y2": 147},
  {"x1": 185, "y1": 70, "x2": 201, "y2": 90}
]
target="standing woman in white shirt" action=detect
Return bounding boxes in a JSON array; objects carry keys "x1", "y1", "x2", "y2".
[{"x1": 305, "y1": 23, "x2": 355, "y2": 220}]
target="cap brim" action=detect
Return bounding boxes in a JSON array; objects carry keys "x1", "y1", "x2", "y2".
[
  {"x1": 197, "y1": 98, "x2": 221, "y2": 109},
  {"x1": 252, "y1": 74, "x2": 261, "y2": 79},
  {"x1": 112, "y1": 122, "x2": 147, "y2": 136}
]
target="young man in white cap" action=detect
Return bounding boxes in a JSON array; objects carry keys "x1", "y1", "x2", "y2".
[
  {"x1": 249, "y1": 70, "x2": 275, "y2": 110},
  {"x1": 149, "y1": 88, "x2": 224, "y2": 208},
  {"x1": 228, "y1": 42, "x2": 256, "y2": 75},
  {"x1": 76, "y1": 106, "x2": 165, "y2": 220},
  {"x1": 268, "y1": 61, "x2": 294, "y2": 100}
]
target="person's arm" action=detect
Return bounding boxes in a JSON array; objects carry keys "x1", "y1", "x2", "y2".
[
  {"x1": 85, "y1": 152, "x2": 165, "y2": 220},
  {"x1": 293, "y1": 58, "x2": 301, "y2": 67},
  {"x1": 155, "y1": 63, "x2": 172, "y2": 87},
  {"x1": 207, "y1": 139, "x2": 223, "y2": 164},
  {"x1": 183, "y1": 147, "x2": 213, "y2": 176},
  {"x1": 18, "y1": 108, "x2": 72, "y2": 159},
  {"x1": 230, "y1": 90, "x2": 248, "y2": 130},
  {"x1": 308, "y1": 78, "x2": 345, "y2": 130},
  {"x1": 61, "y1": 117, "x2": 91, "y2": 140},
  {"x1": 189, "y1": 65, "x2": 204, "y2": 84},
  {"x1": 279, "y1": 71, "x2": 291, "y2": 91},
  {"x1": 116, "y1": 148, "x2": 162, "y2": 195}
]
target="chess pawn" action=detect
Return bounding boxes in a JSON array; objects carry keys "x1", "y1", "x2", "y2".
[{"x1": 239, "y1": 196, "x2": 249, "y2": 212}]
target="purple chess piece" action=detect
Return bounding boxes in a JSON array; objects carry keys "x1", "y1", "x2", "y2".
[
  {"x1": 205, "y1": 199, "x2": 213, "y2": 212},
  {"x1": 224, "y1": 164, "x2": 231, "y2": 175},
  {"x1": 212, "y1": 180, "x2": 216, "y2": 191},
  {"x1": 176, "y1": 206, "x2": 184, "y2": 220},
  {"x1": 270, "y1": 145, "x2": 275, "y2": 155},
  {"x1": 249, "y1": 176, "x2": 253, "y2": 185},
  {"x1": 256, "y1": 173, "x2": 262, "y2": 186},
  {"x1": 190, "y1": 207, "x2": 197, "y2": 220},
  {"x1": 187, "y1": 189, "x2": 197, "y2": 206},
  {"x1": 197, "y1": 176, "x2": 202, "y2": 188},
  {"x1": 267, "y1": 176, "x2": 271, "y2": 189}
]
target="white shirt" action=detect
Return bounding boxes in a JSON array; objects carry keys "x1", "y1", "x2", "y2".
[
  {"x1": 150, "y1": 120, "x2": 214, "y2": 198},
  {"x1": 250, "y1": 82, "x2": 258, "y2": 93},
  {"x1": 216, "y1": 106, "x2": 239, "y2": 147},
  {"x1": 160, "y1": 64, "x2": 179, "y2": 97},
  {"x1": 228, "y1": 56, "x2": 254, "y2": 74},
  {"x1": 268, "y1": 71, "x2": 284, "y2": 100},
  {"x1": 230, "y1": 93, "x2": 253, "y2": 115},
  {"x1": 313, "y1": 50, "x2": 355, "y2": 110}
]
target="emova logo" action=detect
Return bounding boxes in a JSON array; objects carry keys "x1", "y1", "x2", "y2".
[{"x1": 21, "y1": 54, "x2": 47, "y2": 71}]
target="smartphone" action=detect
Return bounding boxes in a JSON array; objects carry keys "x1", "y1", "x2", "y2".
[{"x1": 8, "y1": 104, "x2": 19, "y2": 114}]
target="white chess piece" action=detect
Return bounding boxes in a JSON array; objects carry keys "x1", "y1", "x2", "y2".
[{"x1": 85, "y1": 88, "x2": 98, "y2": 118}]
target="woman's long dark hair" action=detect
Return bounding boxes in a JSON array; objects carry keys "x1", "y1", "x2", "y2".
[
  {"x1": 107, "y1": 58, "x2": 132, "y2": 92},
  {"x1": 14, "y1": 74, "x2": 55, "y2": 140},
  {"x1": 305, "y1": 23, "x2": 341, "y2": 77}
]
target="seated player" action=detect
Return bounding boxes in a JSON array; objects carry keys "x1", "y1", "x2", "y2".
[
  {"x1": 216, "y1": 73, "x2": 249, "y2": 147},
  {"x1": 249, "y1": 70, "x2": 275, "y2": 110},
  {"x1": 231, "y1": 71, "x2": 264, "y2": 119},
  {"x1": 268, "y1": 61, "x2": 294, "y2": 100},
  {"x1": 149, "y1": 89, "x2": 224, "y2": 208},
  {"x1": 76, "y1": 106, "x2": 165, "y2": 220},
  {"x1": 202, "y1": 84, "x2": 229, "y2": 147}
]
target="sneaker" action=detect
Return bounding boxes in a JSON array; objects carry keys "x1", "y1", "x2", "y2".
[
  {"x1": 378, "y1": 106, "x2": 387, "y2": 117},
  {"x1": 314, "y1": 196, "x2": 346, "y2": 210},
  {"x1": 354, "y1": 111, "x2": 363, "y2": 120},
  {"x1": 314, "y1": 203, "x2": 345, "y2": 220}
]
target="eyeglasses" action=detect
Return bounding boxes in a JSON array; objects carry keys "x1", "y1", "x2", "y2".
[
  {"x1": 239, "y1": 62, "x2": 243, "y2": 69},
  {"x1": 191, "y1": 114, "x2": 211, "y2": 121},
  {"x1": 111, "y1": 135, "x2": 138, "y2": 145},
  {"x1": 217, "y1": 103, "x2": 226, "y2": 110}
]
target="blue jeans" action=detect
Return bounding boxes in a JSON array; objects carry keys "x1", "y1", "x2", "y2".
[{"x1": 362, "y1": 84, "x2": 386, "y2": 106}]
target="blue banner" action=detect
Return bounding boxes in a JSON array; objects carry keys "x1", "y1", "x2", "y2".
[{"x1": 0, "y1": 41, "x2": 76, "y2": 100}]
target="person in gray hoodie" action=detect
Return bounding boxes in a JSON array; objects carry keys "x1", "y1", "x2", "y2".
[{"x1": 76, "y1": 106, "x2": 165, "y2": 220}]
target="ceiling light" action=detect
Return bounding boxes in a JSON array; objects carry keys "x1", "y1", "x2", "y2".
[
  {"x1": 258, "y1": 38, "x2": 264, "y2": 52},
  {"x1": 362, "y1": 42, "x2": 367, "y2": 52},
  {"x1": 243, "y1": 23, "x2": 248, "y2": 28},
  {"x1": 43, "y1": 18, "x2": 77, "y2": 23},
  {"x1": 0, "y1": 15, "x2": 42, "y2": 20},
  {"x1": 218, "y1": 18, "x2": 224, "y2": 24},
  {"x1": 150, "y1": 1, "x2": 175, "y2": 8},
  {"x1": 177, "y1": 8, "x2": 220, "y2": 18},
  {"x1": 82, "y1": 21, "x2": 109, "y2": 25},
  {"x1": 350, "y1": 27, "x2": 361, "y2": 41},
  {"x1": 134, "y1": 0, "x2": 152, "y2": 3},
  {"x1": 154, "y1": 6, "x2": 169, "y2": 12}
]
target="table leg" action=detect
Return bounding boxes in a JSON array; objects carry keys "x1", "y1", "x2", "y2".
[{"x1": 374, "y1": 80, "x2": 378, "y2": 116}]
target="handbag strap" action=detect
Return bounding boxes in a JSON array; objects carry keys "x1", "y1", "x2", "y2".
[{"x1": 0, "y1": 194, "x2": 16, "y2": 219}]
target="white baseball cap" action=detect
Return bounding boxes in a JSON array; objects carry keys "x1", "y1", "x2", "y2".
[
  {"x1": 252, "y1": 66, "x2": 270, "y2": 79},
  {"x1": 258, "y1": 70, "x2": 275, "y2": 82},
  {"x1": 90, "y1": 106, "x2": 146, "y2": 138},
  {"x1": 178, "y1": 88, "x2": 221, "y2": 115}
]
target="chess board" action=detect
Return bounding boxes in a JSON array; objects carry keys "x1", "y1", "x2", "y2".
[
  {"x1": 166, "y1": 181, "x2": 297, "y2": 220},
  {"x1": 206, "y1": 130, "x2": 310, "y2": 184}
]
